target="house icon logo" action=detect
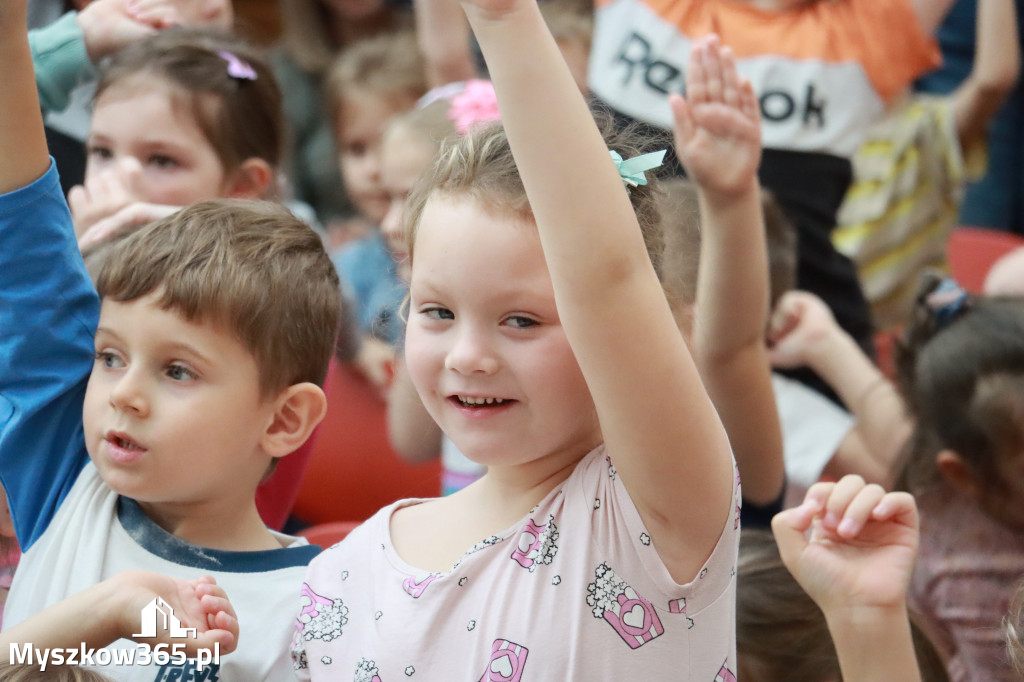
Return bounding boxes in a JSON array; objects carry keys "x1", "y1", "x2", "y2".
[{"x1": 133, "y1": 597, "x2": 198, "y2": 639}]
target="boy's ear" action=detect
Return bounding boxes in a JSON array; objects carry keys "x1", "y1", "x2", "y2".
[
  {"x1": 261, "y1": 383, "x2": 328, "y2": 459},
  {"x1": 224, "y1": 158, "x2": 273, "y2": 199},
  {"x1": 936, "y1": 449, "x2": 979, "y2": 498}
]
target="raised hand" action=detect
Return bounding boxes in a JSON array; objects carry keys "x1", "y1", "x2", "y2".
[
  {"x1": 78, "y1": 203, "x2": 180, "y2": 251},
  {"x1": 772, "y1": 476, "x2": 919, "y2": 617},
  {"x1": 69, "y1": 166, "x2": 145, "y2": 238},
  {"x1": 670, "y1": 34, "x2": 761, "y2": 198},
  {"x1": 767, "y1": 290, "x2": 841, "y2": 370}
]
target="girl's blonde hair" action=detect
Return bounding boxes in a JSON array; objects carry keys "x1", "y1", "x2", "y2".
[
  {"x1": 402, "y1": 112, "x2": 666, "y2": 278},
  {"x1": 324, "y1": 30, "x2": 428, "y2": 136}
]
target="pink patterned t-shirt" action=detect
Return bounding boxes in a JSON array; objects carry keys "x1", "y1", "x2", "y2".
[{"x1": 292, "y1": 445, "x2": 741, "y2": 681}]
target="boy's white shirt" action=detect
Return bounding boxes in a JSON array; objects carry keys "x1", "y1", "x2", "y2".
[{"x1": 5, "y1": 463, "x2": 307, "y2": 681}]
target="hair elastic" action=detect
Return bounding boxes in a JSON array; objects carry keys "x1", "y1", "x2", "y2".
[
  {"x1": 923, "y1": 276, "x2": 971, "y2": 328},
  {"x1": 218, "y1": 51, "x2": 257, "y2": 81},
  {"x1": 609, "y1": 149, "x2": 666, "y2": 193}
]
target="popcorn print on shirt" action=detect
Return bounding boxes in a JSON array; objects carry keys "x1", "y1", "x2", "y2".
[
  {"x1": 586, "y1": 563, "x2": 664, "y2": 649},
  {"x1": 480, "y1": 639, "x2": 528, "y2": 682},
  {"x1": 354, "y1": 658, "x2": 383, "y2": 682},
  {"x1": 291, "y1": 583, "x2": 349, "y2": 670},
  {"x1": 715, "y1": 661, "x2": 738, "y2": 682},
  {"x1": 510, "y1": 516, "x2": 558, "y2": 571},
  {"x1": 402, "y1": 572, "x2": 439, "y2": 598}
]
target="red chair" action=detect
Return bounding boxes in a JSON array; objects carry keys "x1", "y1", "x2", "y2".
[
  {"x1": 298, "y1": 520, "x2": 362, "y2": 549},
  {"x1": 947, "y1": 227, "x2": 1024, "y2": 293},
  {"x1": 292, "y1": 361, "x2": 442, "y2": 525}
]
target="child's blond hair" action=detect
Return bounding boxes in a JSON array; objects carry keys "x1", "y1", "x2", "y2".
[
  {"x1": 324, "y1": 30, "x2": 428, "y2": 138},
  {"x1": 403, "y1": 114, "x2": 666, "y2": 278}
]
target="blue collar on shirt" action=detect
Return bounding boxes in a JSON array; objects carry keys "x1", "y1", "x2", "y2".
[{"x1": 117, "y1": 497, "x2": 320, "y2": 572}]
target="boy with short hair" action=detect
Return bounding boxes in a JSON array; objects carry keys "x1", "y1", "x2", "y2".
[{"x1": 0, "y1": 4, "x2": 339, "y2": 678}]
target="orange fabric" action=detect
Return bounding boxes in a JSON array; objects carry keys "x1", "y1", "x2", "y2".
[
  {"x1": 947, "y1": 227, "x2": 1024, "y2": 294},
  {"x1": 293, "y1": 361, "x2": 441, "y2": 525},
  {"x1": 612, "y1": 0, "x2": 940, "y2": 102}
]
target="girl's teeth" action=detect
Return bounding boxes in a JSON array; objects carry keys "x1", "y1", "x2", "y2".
[{"x1": 459, "y1": 396, "x2": 506, "y2": 406}]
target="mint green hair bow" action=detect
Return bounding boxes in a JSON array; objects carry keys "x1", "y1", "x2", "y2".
[{"x1": 609, "y1": 149, "x2": 667, "y2": 192}]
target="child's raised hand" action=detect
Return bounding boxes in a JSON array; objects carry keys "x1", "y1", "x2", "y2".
[
  {"x1": 772, "y1": 476, "x2": 919, "y2": 618},
  {"x1": 767, "y1": 290, "x2": 841, "y2": 370},
  {"x1": 78, "y1": 203, "x2": 180, "y2": 251},
  {"x1": 669, "y1": 34, "x2": 761, "y2": 199},
  {"x1": 69, "y1": 166, "x2": 145, "y2": 238},
  {"x1": 115, "y1": 571, "x2": 239, "y2": 655}
]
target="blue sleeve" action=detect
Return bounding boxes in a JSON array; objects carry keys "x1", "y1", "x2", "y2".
[{"x1": 0, "y1": 162, "x2": 96, "y2": 551}]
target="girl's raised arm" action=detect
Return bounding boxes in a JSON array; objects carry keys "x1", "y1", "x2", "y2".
[
  {"x1": 461, "y1": 0, "x2": 732, "y2": 579},
  {"x1": 0, "y1": 0, "x2": 49, "y2": 194}
]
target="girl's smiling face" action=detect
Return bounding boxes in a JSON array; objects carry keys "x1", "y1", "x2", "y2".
[
  {"x1": 86, "y1": 79, "x2": 235, "y2": 207},
  {"x1": 404, "y1": 194, "x2": 601, "y2": 472}
]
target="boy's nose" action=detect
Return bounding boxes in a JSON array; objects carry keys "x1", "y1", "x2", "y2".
[
  {"x1": 109, "y1": 368, "x2": 150, "y2": 417},
  {"x1": 444, "y1": 326, "x2": 500, "y2": 376}
]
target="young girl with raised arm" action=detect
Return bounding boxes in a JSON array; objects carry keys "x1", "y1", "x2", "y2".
[
  {"x1": 892, "y1": 277, "x2": 1024, "y2": 681},
  {"x1": 70, "y1": 27, "x2": 283, "y2": 259},
  {"x1": 291, "y1": 4, "x2": 749, "y2": 677}
]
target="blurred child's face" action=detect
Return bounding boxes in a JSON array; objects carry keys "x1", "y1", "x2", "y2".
[
  {"x1": 82, "y1": 291, "x2": 279, "y2": 509},
  {"x1": 380, "y1": 123, "x2": 436, "y2": 278},
  {"x1": 405, "y1": 195, "x2": 601, "y2": 470},
  {"x1": 982, "y1": 448, "x2": 1024, "y2": 531},
  {"x1": 87, "y1": 80, "x2": 232, "y2": 207},
  {"x1": 337, "y1": 92, "x2": 416, "y2": 224}
]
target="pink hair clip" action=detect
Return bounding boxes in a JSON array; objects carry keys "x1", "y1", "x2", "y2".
[
  {"x1": 218, "y1": 51, "x2": 257, "y2": 81},
  {"x1": 447, "y1": 80, "x2": 500, "y2": 135}
]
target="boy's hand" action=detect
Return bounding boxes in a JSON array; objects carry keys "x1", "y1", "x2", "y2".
[
  {"x1": 772, "y1": 476, "x2": 919, "y2": 617},
  {"x1": 670, "y1": 34, "x2": 761, "y2": 200},
  {"x1": 69, "y1": 166, "x2": 145, "y2": 238},
  {"x1": 767, "y1": 290, "x2": 841, "y2": 370},
  {"x1": 113, "y1": 571, "x2": 239, "y2": 656}
]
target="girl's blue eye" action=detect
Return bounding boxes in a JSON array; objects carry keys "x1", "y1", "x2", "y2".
[
  {"x1": 424, "y1": 307, "x2": 455, "y2": 320},
  {"x1": 505, "y1": 316, "x2": 537, "y2": 329},
  {"x1": 167, "y1": 364, "x2": 197, "y2": 381},
  {"x1": 95, "y1": 351, "x2": 123, "y2": 369}
]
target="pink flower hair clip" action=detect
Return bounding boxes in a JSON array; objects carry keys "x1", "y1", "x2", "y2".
[
  {"x1": 218, "y1": 51, "x2": 257, "y2": 81},
  {"x1": 446, "y1": 80, "x2": 500, "y2": 135}
]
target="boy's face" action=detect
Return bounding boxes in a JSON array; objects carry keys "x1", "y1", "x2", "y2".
[
  {"x1": 82, "y1": 291, "x2": 278, "y2": 507},
  {"x1": 336, "y1": 92, "x2": 416, "y2": 224}
]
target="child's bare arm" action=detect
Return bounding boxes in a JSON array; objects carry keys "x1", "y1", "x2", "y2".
[
  {"x1": 950, "y1": 0, "x2": 1020, "y2": 150},
  {"x1": 416, "y1": 0, "x2": 476, "y2": 88},
  {"x1": 774, "y1": 478, "x2": 922, "y2": 682},
  {"x1": 388, "y1": 356, "x2": 443, "y2": 463},
  {"x1": 0, "y1": 572, "x2": 238, "y2": 658},
  {"x1": 461, "y1": 0, "x2": 732, "y2": 579},
  {"x1": 770, "y1": 291, "x2": 911, "y2": 485},
  {"x1": 672, "y1": 37, "x2": 785, "y2": 507},
  {"x1": 0, "y1": 1, "x2": 49, "y2": 194}
]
